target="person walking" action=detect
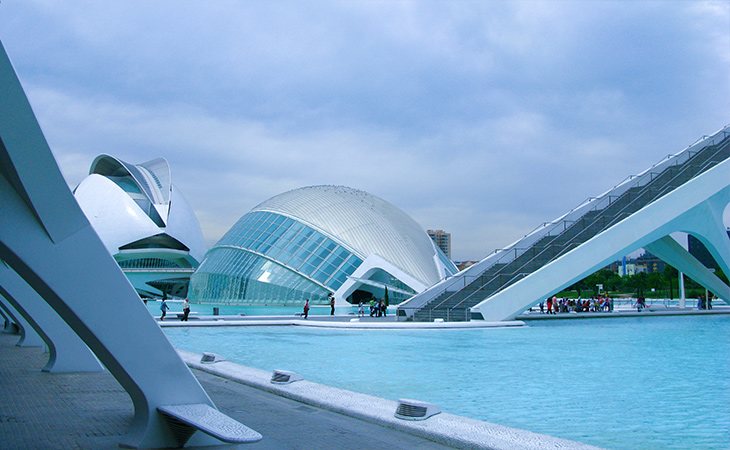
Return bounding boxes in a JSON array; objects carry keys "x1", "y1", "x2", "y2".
[
  {"x1": 303, "y1": 299, "x2": 310, "y2": 319},
  {"x1": 329, "y1": 293, "x2": 335, "y2": 316},
  {"x1": 160, "y1": 298, "x2": 169, "y2": 321},
  {"x1": 181, "y1": 298, "x2": 191, "y2": 321},
  {"x1": 546, "y1": 297, "x2": 553, "y2": 315},
  {"x1": 358, "y1": 301, "x2": 364, "y2": 317}
]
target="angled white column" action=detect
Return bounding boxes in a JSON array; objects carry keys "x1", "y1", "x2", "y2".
[
  {"x1": 0, "y1": 295, "x2": 44, "y2": 347},
  {"x1": 472, "y1": 154, "x2": 730, "y2": 321},
  {"x1": 0, "y1": 41, "x2": 258, "y2": 447},
  {"x1": 0, "y1": 301, "x2": 18, "y2": 333},
  {"x1": 645, "y1": 236, "x2": 730, "y2": 302},
  {"x1": 0, "y1": 263, "x2": 103, "y2": 372},
  {"x1": 679, "y1": 196, "x2": 730, "y2": 278}
]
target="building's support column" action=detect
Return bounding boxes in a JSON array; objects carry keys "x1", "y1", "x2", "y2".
[
  {"x1": 681, "y1": 197, "x2": 730, "y2": 279},
  {"x1": 679, "y1": 272, "x2": 686, "y2": 308},
  {"x1": 0, "y1": 295, "x2": 44, "y2": 347},
  {"x1": 0, "y1": 264, "x2": 102, "y2": 372},
  {"x1": 645, "y1": 236, "x2": 730, "y2": 303},
  {"x1": 0, "y1": 41, "x2": 248, "y2": 448},
  {"x1": 0, "y1": 303, "x2": 18, "y2": 334}
]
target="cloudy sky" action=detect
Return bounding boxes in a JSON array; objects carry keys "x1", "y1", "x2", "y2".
[{"x1": 2, "y1": 1, "x2": 728, "y2": 260}]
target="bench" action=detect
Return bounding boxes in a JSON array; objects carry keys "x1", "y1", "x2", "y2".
[{"x1": 157, "y1": 403, "x2": 262, "y2": 446}]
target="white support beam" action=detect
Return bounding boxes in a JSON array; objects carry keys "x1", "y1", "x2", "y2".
[
  {"x1": 472, "y1": 152, "x2": 730, "y2": 321},
  {"x1": 0, "y1": 264, "x2": 103, "y2": 372},
  {"x1": 0, "y1": 40, "x2": 258, "y2": 448},
  {"x1": 0, "y1": 295, "x2": 44, "y2": 347},
  {"x1": 645, "y1": 236, "x2": 730, "y2": 302}
]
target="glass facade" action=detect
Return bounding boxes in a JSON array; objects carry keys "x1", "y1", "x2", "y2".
[{"x1": 190, "y1": 211, "x2": 363, "y2": 305}]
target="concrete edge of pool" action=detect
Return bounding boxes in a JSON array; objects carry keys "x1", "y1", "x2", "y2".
[
  {"x1": 161, "y1": 317, "x2": 526, "y2": 329},
  {"x1": 178, "y1": 349, "x2": 601, "y2": 450}
]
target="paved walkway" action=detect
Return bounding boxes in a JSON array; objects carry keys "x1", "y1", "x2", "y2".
[{"x1": 0, "y1": 333, "x2": 451, "y2": 449}]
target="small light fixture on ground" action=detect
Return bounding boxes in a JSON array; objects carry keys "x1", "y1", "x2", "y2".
[
  {"x1": 200, "y1": 352, "x2": 225, "y2": 364},
  {"x1": 394, "y1": 399, "x2": 441, "y2": 421},
  {"x1": 270, "y1": 369, "x2": 303, "y2": 385}
]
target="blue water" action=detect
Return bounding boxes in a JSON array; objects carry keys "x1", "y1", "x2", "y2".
[{"x1": 163, "y1": 316, "x2": 730, "y2": 449}]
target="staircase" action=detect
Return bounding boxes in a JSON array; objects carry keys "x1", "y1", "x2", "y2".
[{"x1": 400, "y1": 129, "x2": 730, "y2": 322}]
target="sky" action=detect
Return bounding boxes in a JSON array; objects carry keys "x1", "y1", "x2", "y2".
[{"x1": 1, "y1": 0, "x2": 728, "y2": 261}]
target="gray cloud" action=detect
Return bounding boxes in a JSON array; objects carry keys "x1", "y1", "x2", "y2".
[{"x1": 3, "y1": 0, "x2": 728, "y2": 260}]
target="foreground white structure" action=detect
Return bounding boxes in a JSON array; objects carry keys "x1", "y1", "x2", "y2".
[
  {"x1": 191, "y1": 185, "x2": 457, "y2": 307},
  {"x1": 0, "y1": 41, "x2": 259, "y2": 447},
  {"x1": 75, "y1": 155, "x2": 206, "y2": 298},
  {"x1": 399, "y1": 126, "x2": 730, "y2": 321}
]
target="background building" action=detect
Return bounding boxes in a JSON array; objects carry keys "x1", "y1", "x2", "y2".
[
  {"x1": 190, "y1": 185, "x2": 457, "y2": 307},
  {"x1": 427, "y1": 229, "x2": 451, "y2": 259},
  {"x1": 74, "y1": 155, "x2": 207, "y2": 298}
]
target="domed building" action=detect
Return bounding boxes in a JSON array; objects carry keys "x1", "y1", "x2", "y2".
[
  {"x1": 74, "y1": 154, "x2": 206, "y2": 298},
  {"x1": 189, "y1": 185, "x2": 457, "y2": 307}
]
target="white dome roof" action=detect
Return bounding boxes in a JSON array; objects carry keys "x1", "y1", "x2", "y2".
[
  {"x1": 74, "y1": 155, "x2": 206, "y2": 263},
  {"x1": 251, "y1": 185, "x2": 442, "y2": 286}
]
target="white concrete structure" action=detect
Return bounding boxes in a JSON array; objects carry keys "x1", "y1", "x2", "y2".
[
  {"x1": 191, "y1": 185, "x2": 457, "y2": 307},
  {"x1": 0, "y1": 40, "x2": 259, "y2": 447},
  {"x1": 0, "y1": 263, "x2": 102, "y2": 372},
  {"x1": 399, "y1": 126, "x2": 730, "y2": 322},
  {"x1": 74, "y1": 154, "x2": 206, "y2": 297}
]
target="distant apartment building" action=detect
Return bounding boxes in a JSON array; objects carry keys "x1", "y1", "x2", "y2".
[{"x1": 428, "y1": 229, "x2": 451, "y2": 259}]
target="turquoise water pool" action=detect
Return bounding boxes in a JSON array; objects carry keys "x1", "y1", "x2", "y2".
[{"x1": 163, "y1": 316, "x2": 730, "y2": 449}]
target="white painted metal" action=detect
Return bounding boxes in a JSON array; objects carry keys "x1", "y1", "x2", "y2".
[
  {"x1": 0, "y1": 41, "x2": 257, "y2": 448},
  {"x1": 0, "y1": 264, "x2": 102, "y2": 372},
  {"x1": 0, "y1": 296, "x2": 44, "y2": 347},
  {"x1": 472, "y1": 154, "x2": 730, "y2": 321}
]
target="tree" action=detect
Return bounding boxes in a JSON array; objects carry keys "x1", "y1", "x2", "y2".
[{"x1": 384, "y1": 286, "x2": 389, "y2": 307}]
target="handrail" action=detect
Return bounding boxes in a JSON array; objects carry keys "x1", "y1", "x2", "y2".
[
  {"x1": 399, "y1": 126, "x2": 730, "y2": 319},
  {"x1": 442, "y1": 133, "x2": 730, "y2": 314}
]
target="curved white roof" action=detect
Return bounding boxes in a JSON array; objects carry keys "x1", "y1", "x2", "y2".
[
  {"x1": 251, "y1": 185, "x2": 442, "y2": 286},
  {"x1": 74, "y1": 156, "x2": 206, "y2": 263}
]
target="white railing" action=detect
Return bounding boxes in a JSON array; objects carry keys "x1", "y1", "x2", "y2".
[{"x1": 398, "y1": 125, "x2": 730, "y2": 319}]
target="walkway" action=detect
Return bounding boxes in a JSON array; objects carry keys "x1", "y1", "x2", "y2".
[{"x1": 0, "y1": 333, "x2": 453, "y2": 449}]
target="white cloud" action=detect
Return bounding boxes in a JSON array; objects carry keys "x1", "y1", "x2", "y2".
[{"x1": 3, "y1": 0, "x2": 728, "y2": 260}]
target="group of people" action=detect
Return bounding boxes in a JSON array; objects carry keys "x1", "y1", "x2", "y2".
[
  {"x1": 538, "y1": 295, "x2": 614, "y2": 314},
  {"x1": 358, "y1": 298, "x2": 388, "y2": 317},
  {"x1": 159, "y1": 298, "x2": 191, "y2": 321}
]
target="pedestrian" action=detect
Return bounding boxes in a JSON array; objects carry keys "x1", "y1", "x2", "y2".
[
  {"x1": 303, "y1": 299, "x2": 310, "y2": 319},
  {"x1": 546, "y1": 297, "x2": 553, "y2": 315},
  {"x1": 358, "y1": 301, "x2": 364, "y2": 317},
  {"x1": 369, "y1": 298, "x2": 376, "y2": 317},
  {"x1": 539, "y1": 301, "x2": 544, "y2": 314},
  {"x1": 182, "y1": 298, "x2": 191, "y2": 321},
  {"x1": 160, "y1": 298, "x2": 169, "y2": 321},
  {"x1": 329, "y1": 293, "x2": 335, "y2": 316}
]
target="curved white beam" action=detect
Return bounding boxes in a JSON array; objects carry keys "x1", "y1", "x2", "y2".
[
  {"x1": 0, "y1": 40, "x2": 255, "y2": 448},
  {"x1": 472, "y1": 154, "x2": 730, "y2": 321},
  {"x1": 0, "y1": 264, "x2": 103, "y2": 372}
]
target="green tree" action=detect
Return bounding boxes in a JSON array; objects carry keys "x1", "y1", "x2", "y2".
[{"x1": 384, "y1": 286, "x2": 389, "y2": 307}]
